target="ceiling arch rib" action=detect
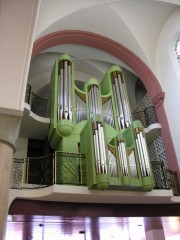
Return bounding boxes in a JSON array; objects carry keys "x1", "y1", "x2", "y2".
[
  {"x1": 29, "y1": 51, "x2": 108, "y2": 92},
  {"x1": 37, "y1": 3, "x2": 148, "y2": 67},
  {"x1": 35, "y1": 0, "x2": 107, "y2": 40},
  {"x1": 32, "y1": 30, "x2": 161, "y2": 100},
  {"x1": 41, "y1": 44, "x2": 132, "y2": 72}
]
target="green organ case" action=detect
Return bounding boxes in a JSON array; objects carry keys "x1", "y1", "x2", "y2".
[{"x1": 48, "y1": 54, "x2": 154, "y2": 191}]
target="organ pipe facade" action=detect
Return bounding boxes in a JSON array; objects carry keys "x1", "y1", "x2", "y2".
[{"x1": 48, "y1": 54, "x2": 154, "y2": 191}]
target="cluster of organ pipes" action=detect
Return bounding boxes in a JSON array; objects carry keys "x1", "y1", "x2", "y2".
[
  {"x1": 88, "y1": 85, "x2": 101, "y2": 117},
  {"x1": 108, "y1": 141, "x2": 129, "y2": 178},
  {"x1": 58, "y1": 60, "x2": 72, "y2": 121},
  {"x1": 75, "y1": 93, "x2": 86, "y2": 124},
  {"x1": 111, "y1": 71, "x2": 131, "y2": 129},
  {"x1": 108, "y1": 149, "x2": 117, "y2": 177},
  {"x1": 102, "y1": 98, "x2": 114, "y2": 127},
  {"x1": 93, "y1": 122, "x2": 107, "y2": 174},
  {"x1": 135, "y1": 128, "x2": 151, "y2": 177},
  {"x1": 117, "y1": 140, "x2": 129, "y2": 176}
]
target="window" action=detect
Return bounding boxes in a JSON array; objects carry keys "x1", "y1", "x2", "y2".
[{"x1": 175, "y1": 37, "x2": 180, "y2": 65}]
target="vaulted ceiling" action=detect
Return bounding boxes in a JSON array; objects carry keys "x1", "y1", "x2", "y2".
[{"x1": 29, "y1": 0, "x2": 179, "y2": 99}]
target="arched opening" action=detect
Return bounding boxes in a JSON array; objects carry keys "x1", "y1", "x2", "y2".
[{"x1": 32, "y1": 30, "x2": 178, "y2": 172}]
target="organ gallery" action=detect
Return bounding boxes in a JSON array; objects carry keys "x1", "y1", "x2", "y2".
[{"x1": 48, "y1": 54, "x2": 154, "y2": 191}]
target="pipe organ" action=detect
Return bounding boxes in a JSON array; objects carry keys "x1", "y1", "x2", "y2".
[{"x1": 48, "y1": 54, "x2": 154, "y2": 191}]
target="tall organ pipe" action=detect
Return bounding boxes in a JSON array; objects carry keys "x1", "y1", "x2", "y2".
[
  {"x1": 88, "y1": 85, "x2": 101, "y2": 117},
  {"x1": 112, "y1": 71, "x2": 131, "y2": 129},
  {"x1": 58, "y1": 60, "x2": 72, "y2": 120},
  {"x1": 68, "y1": 63, "x2": 72, "y2": 120},
  {"x1": 64, "y1": 60, "x2": 68, "y2": 119},
  {"x1": 117, "y1": 73, "x2": 131, "y2": 127},
  {"x1": 58, "y1": 64, "x2": 64, "y2": 120},
  {"x1": 117, "y1": 141, "x2": 128, "y2": 176},
  {"x1": 93, "y1": 122, "x2": 107, "y2": 174},
  {"x1": 94, "y1": 128, "x2": 101, "y2": 174},
  {"x1": 99, "y1": 123, "x2": 107, "y2": 174},
  {"x1": 108, "y1": 149, "x2": 117, "y2": 177},
  {"x1": 113, "y1": 77, "x2": 124, "y2": 128},
  {"x1": 136, "y1": 137, "x2": 146, "y2": 177},
  {"x1": 114, "y1": 75, "x2": 124, "y2": 129},
  {"x1": 135, "y1": 128, "x2": 151, "y2": 177}
]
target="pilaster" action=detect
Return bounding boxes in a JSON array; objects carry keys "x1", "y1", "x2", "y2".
[{"x1": 0, "y1": 114, "x2": 21, "y2": 240}]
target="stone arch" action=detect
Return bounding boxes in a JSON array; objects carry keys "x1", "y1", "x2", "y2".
[{"x1": 32, "y1": 30, "x2": 178, "y2": 171}]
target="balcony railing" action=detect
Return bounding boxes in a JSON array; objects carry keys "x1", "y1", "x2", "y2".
[
  {"x1": 25, "y1": 84, "x2": 158, "y2": 128},
  {"x1": 132, "y1": 106, "x2": 158, "y2": 128},
  {"x1": 11, "y1": 152, "x2": 86, "y2": 189},
  {"x1": 25, "y1": 84, "x2": 49, "y2": 118},
  {"x1": 11, "y1": 152, "x2": 180, "y2": 195}
]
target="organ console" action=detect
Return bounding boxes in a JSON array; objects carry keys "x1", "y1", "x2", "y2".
[{"x1": 48, "y1": 54, "x2": 154, "y2": 191}]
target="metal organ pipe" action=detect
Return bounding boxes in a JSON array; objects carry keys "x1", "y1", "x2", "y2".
[
  {"x1": 76, "y1": 94, "x2": 79, "y2": 123},
  {"x1": 89, "y1": 86, "x2": 93, "y2": 116},
  {"x1": 122, "y1": 142, "x2": 128, "y2": 175},
  {"x1": 117, "y1": 73, "x2": 131, "y2": 127},
  {"x1": 136, "y1": 136, "x2": 145, "y2": 177},
  {"x1": 88, "y1": 85, "x2": 101, "y2": 117},
  {"x1": 58, "y1": 64, "x2": 63, "y2": 120},
  {"x1": 108, "y1": 149, "x2": 117, "y2": 177},
  {"x1": 99, "y1": 123, "x2": 107, "y2": 174},
  {"x1": 113, "y1": 76, "x2": 124, "y2": 129},
  {"x1": 117, "y1": 143, "x2": 124, "y2": 175},
  {"x1": 58, "y1": 60, "x2": 72, "y2": 121},
  {"x1": 96, "y1": 86, "x2": 101, "y2": 114},
  {"x1": 93, "y1": 122, "x2": 107, "y2": 174},
  {"x1": 94, "y1": 123, "x2": 101, "y2": 174},
  {"x1": 64, "y1": 61, "x2": 68, "y2": 119},
  {"x1": 135, "y1": 128, "x2": 151, "y2": 177},
  {"x1": 93, "y1": 125, "x2": 101, "y2": 174},
  {"x1": 112, "y1": 72, "x2": 131, "y2": 129},
  {"x1": 76, "y1": 94, "x2": 87, "y2": 124},
  {"x1": 96, "y1": 123, "x2": 103, "y2": 173},
  {"x1": 103, "y1": 98, "x2": 114, "y2": 127},
  {"x1": 68, "y1": 63, "x2": 72, "y2": 120},
  {"x1": 117, "y1": 141, "x2": 128, "y2": 176},
  {"x1": 139, "y1": 130, "x2": 151, "y2": 176}
]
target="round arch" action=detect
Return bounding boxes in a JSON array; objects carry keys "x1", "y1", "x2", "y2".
[
  {"x1": 32, "y1": 30, "x2": 178, "y2": 171},
  {"x1": 32, "y1": 30, "x2": 161, "y2": 101}
]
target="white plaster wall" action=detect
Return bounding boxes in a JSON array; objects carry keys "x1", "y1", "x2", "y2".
[
  {"x1": 0, "y1": 0, "x2": 40, "y2": 116},
  {"x1": 156, "y1": 7, "x2": 180, "y2": 169}
]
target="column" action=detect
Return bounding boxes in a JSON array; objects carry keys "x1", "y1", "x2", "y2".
[
  {"x1": 0, "y1": 143, "x2": 14, "y2": 240},
  {"x1": 0, "y1": 0, "x2": 41, "y2": 238},
  {"x1": 0, "y1": 115, "x2": 21, "y2": 240},
  {"x1": 145, "y1": 217, "x2": 166, "y2": 240},
  {"x1": 146, "y1": 229, "x2": 166, "y2": 240}
]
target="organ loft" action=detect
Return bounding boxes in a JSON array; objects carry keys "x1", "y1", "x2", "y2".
[{"x1": 48, "y1": 54, "x2": 154, "y2": 191}]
